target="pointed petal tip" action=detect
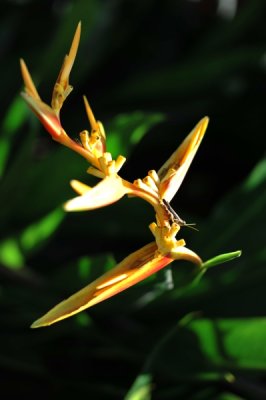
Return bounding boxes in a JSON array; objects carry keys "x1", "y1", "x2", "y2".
[
  {"x1": 19, "y1": 57, "x2": 25, "y2": 68},
  {"x1": 193, "y1": 116, "x2": 209, "y2": 143},
  {"x1": 20, "y1": 59, "x2": 27, "y2": 83},
  {"x1": 70, "y1": 179, "x2": 91, "y2": 195},
  {"x1": 31, "y1": 316, "x2": 58, "y2": 329},
  {"x1": 20, "y1": 58, "x2": 41, "y2": 101},
  {"x1": 69, "y1": 21, "x2": 81, "y2": 56},
  {"x1": 83, "y1": 96, "x2": 98, "y2": 131},
  {"x1": 76, "y1": 21, "x2": 81, "y2": 34},
  {"x1": 30, "y1": 319, "x2": 44, "y2": 329},
  {"x1": 199, "y1": 116, "x2": 209, "y2": 134}
]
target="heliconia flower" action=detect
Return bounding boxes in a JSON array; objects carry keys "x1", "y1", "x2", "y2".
[
  {"x1": 20, "y1": 71, "x2": 97, "y2": 164},
  {"x1": 20, "y1": 23, "x2": 80, "y2": 138},
  {"x1": 20, "y1": 22, "x2": 209, "y2": 328},
  {"x1": 62, "y1": 118, "x2": 209, "y2": 215},
  {"x1": 20, "y1": 23, "x2": 110, "y2": 172},
  {"x1": 31, "y1": 116, "x2": 206, "y2": 327},
  {"x1": 28, "y1": 114, "x2": 205, "y2": 328}
]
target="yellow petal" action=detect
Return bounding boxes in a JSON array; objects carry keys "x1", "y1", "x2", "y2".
[
  {"x1": 20, "y1": 58, "x2": 40, "y2": 100},
  {"x1": 21, "y1": 92, "x2": 62, "y2": 139},
  {"x1": 83, "y1": 96, "x2": 103, "y2": 135},
  {"x1": 64, "y1": 175, "x2": 130, "y2": 211},
  {"x1": 170, "y1": 246, "x2": 202, "y2": 265},
  {"x1": 20, "y1": 59, "x2": 63, "y2": 139},
  {"x1": 51, "y1": 22, "x2": 81, "y2": 112},
  {"x1": 31, "y1": 242, "x2": 174, "y2": 328},
  {"x1": 55, "y1": 22, "x2": 81, "y2": 90},
  {"x1": 83, "y1": 96, "x2": 106, "y2": 156},
  {"x1": 158, "y1": 117, "x2": 209, "y2": 201},
  {"x1": 70, "y1": 179, "x2": 91, "y2": 195}
]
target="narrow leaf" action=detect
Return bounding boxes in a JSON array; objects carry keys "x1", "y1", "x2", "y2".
[{"x1": 201, "y1": 250, "x2": 242, "y2": 269}]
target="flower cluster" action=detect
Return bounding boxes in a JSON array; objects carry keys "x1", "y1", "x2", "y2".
[{"x1": 21, "y1": 23, "x2": 209, "y2": 328}]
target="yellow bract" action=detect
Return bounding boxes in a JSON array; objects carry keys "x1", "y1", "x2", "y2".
[{"x1": 158, "y1": 117, "x2": 209, "y2": 202}]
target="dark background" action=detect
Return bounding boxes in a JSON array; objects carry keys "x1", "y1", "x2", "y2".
[{"x1": 0, "y1": 1, "x2": 266, "y2": 399}]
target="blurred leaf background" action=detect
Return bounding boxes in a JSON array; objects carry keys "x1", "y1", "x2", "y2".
[{"x1": 1, "y1": 0, "x2": 266, "y2": 398}]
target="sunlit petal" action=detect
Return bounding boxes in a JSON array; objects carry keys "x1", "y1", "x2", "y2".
[
  {"x1": 170, "y1": 246, "x2": 202, "y2": 265},
  {"x1": 56, "y1": 22, "x2": 81, "y2": 90},
  {"x1": 64, "y1": 175, "x2": 131, "y2": 211},
  {"x1": 52, "y1": 22, "x2": 81, "y2": 112},
  {"x1": 83, "y1": 96, "x2": 106, "y2": 157},
  {"x1": 158, "y1": 117, "x2": 209, "y2": 201},
  {"x1": 70, "y1": 179, "x2": 91, "y2": 195},
  {"x1": 20, "y1": 58, "x2": 40, "y2": 100},
  {"x1": 31, "y1": 242, "x2": 174, "y2": 327}
]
